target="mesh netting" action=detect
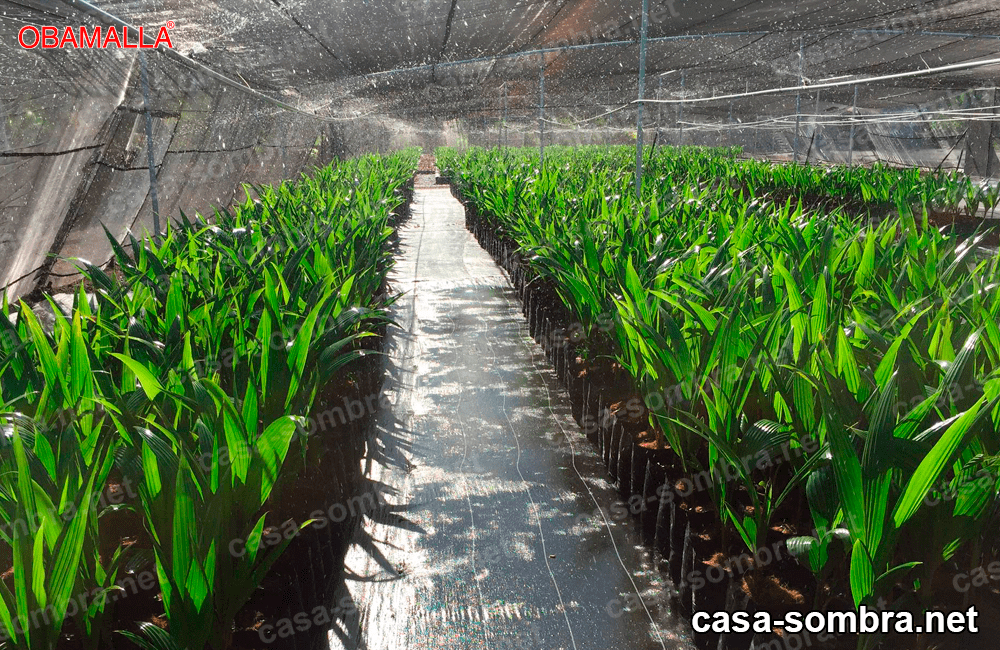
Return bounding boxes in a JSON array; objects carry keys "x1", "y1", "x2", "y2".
[{"x1": 4, "y1": 0, "x2": 1000, "y2": 297}]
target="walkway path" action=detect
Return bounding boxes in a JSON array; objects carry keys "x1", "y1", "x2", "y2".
[{"x1": 328, "y1": 182, "x2": 693, "y2": 650}]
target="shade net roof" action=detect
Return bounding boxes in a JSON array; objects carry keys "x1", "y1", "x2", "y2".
[{"x1": 3, "y1": 0, "x2": 1000, "y2": 298}]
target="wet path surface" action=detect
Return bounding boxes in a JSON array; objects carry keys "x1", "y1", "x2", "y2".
[{"x1": 327, "y1": 185, "x2": 693, "y2": 650}]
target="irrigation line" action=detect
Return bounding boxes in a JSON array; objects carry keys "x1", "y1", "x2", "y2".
[
  {"x1": 637, "y1": 54, "x2": 1000, "y2": 105},
  {"x1": 854, "y1": 29, "x2": 1000, "y2": 41},
  {"x1": 539, "y1": 103, "x2": 634, "y2": 127},
  {"x1": 677, "y1": 114, "x2": 1000, "y2": 131},
  {"x1": 375, "y1": 92, "x2": 1000, "y2": 123},
  {"x1": 744, "y1": 104, "x2": 1000, "y2": 119},
  {"x1": 678, "y1": 117, "x2": 999, "y2": 131},
  {"x1": 671, "y1": 104, "x2": 1000, "y2": 131},
  {"x1": 492, "y1": 281, "x2": 669, "y2": 650},
  {"x1": 321, "y1": 110, "x2": 380, "y2": 121}
]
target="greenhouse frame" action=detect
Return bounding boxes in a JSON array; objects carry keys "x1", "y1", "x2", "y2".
[{"x1": 2, "y1": 1, "x2": 1000, "y2": 649}]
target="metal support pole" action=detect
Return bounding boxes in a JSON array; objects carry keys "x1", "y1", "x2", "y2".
[
  {"x1": 539, "y1": 52, "x2": 546, "y2": 165},
  {"x1": 804, "y1": 89, "x2": 821, "y2": 163},
  {"x1": 728, "y1": 99, "x2": 734, "y2": 145},
  {"x1": 635, "y1": 0, "x2": 649, "y2": 202},
  {"x1": 806, "y1": 90, "x2": 822, "y2": 162},
  {"x1": 502, "y1": 82, "x2": 508, "y2": 147},
  {"x1": 794, "y1": 36, "x2": 804, "y2": 163},
  {"x1": 139, "y1": 51, "x2": 161, "y2": 237},
  {"x1": 658, "y1": 75, "x2": 663, "y2": 139},
  {"x1": 678, "y1": 70, "x2": 686, "y2": 146},
  {"x1": 848, "y1": 84, "x2": 858, "y2": 167}
]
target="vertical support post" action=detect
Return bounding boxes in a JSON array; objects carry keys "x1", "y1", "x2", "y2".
[
  {"x1": 502, "y1": 82, "x2": 508, "y2": 148},
  {"x1": 635, "y1": 0, "x2": 649, "y2": 202},
  {"x1": 539, "y1": 52, "x2": 546, "y2": 165},
  {"x1": 848, "y1": 84, "x2": 858, "y2": 167},
  {"x1": 728, "y1": 99, "x2": 734, "y2": 145},
  {"x1": 993, "y1": 86, "x2": 1000, "y2": 178},
  {"x1": 657, "y1": 75, "x2": 663, "y2": 139},
  {"x1": 678, "y1": 70, "x2": 686, "y2": 146},
  {"x1": 139, "y1": 51, "x2": 161, "y2": 237},
  {"x1": 794, "y1": 36, "x2": 804, "y2": 163},
  {"x1": 497, "y1": 90, "x2": 502, "y2": 148},
  {"x1": 805, "y1": 89, "x2": 821, "y2": 163}
]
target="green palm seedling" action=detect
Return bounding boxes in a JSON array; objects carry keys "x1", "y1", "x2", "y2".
[
  {"x1": 0, "y1": 413, "x2": 117, "y2": 650},
  {"x1": 0, "y1": 149, "x2": 418, "y2": 650},
  {"x1": 780, "y1": 327, "x2": 999, "y2": 645},
  {"x1": 0, "y1": 293, "x2": 132, "y2": 649},
  {"x1": 120, "y1": 373, "x2": 308, "y2": 650}
]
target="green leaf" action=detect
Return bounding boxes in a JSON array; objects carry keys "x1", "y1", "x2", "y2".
[
  {"x1": 893, "y1": 396, "x2": 1000, "y2": 528},
  {"x1": 827, "y1": 422, "x2": 865, "y2": 540},
  {"x1": 49, "y1": 437, "x2": 113, "y2": 630},
  {"x1": 111, "y1": 353, "x2": 164, "y2": 400},
  {"x1": 119, "y1": 622, "x2": 185, "y2": 650},
  {"x1": 810, "y1": 272, "x2": 828, "y2": 344},
  {"x1": 849, "y1": 538, "x2": 874, "y2": 607},
  {"x1": 141, "y1": 441, "x2": 163, "y2": 498},
  {"x1": 170, "y1": 460, "x2": 198, "y2": 594},
  {"x1": 19, "y1": 302, "x2": 65, "y2": 405},
  {"x1": 835, "y1": 328, "x2": 861, "y2": 394},
  {"x1": 286, "y1": 289, "x2": 333, "y2": 408},
  {"x1": 70, "y1": 309, "x2": 93, "y2": 403},
  {"x1": 256, "y1": 416, "x2": 301, "y2": 502}
]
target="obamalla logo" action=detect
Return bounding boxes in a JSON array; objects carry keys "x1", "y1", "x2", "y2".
[{"x1": 18, "y1": 22, "x2": 175, "y2": 49}]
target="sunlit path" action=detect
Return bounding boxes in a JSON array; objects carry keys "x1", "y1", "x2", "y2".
[{"x1": 328, "y1": 180, "x2": 693, "y2": 650}]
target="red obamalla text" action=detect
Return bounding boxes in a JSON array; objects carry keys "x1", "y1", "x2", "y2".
[{"x1": 18, "y1": 25, "x2": 174, "y2": 49}]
